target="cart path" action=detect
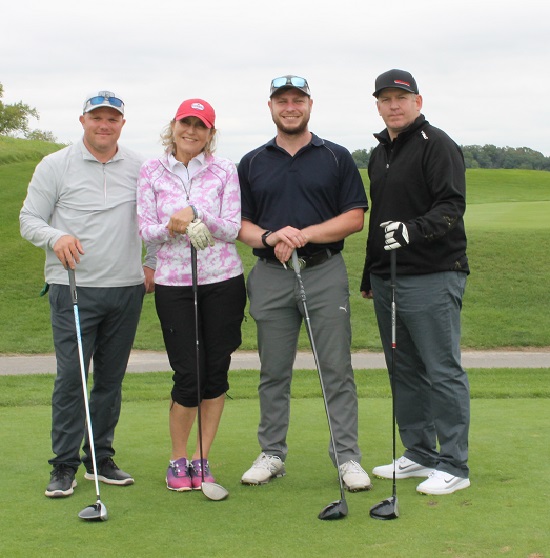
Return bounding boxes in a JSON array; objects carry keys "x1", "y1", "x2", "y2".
[{"x1": 0, "y1": 349, "x2": 548, "y2": 375}]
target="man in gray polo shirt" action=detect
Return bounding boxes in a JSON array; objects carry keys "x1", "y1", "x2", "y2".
[{"x1": 20, "y1": 90, "x2": 155, "y2": 498}]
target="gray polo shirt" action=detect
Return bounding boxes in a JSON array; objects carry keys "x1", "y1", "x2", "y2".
[{"x1": 20, "y1": 139, "x2": 154, "y2": 287}]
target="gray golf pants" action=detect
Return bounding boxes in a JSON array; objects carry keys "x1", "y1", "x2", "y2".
[
  {"x1": 48, "y1": 283, "x2": 145, "y2": 469},
  {"x1": 371, "y1": 271, "x2": 470, "y2": 478},
  {"x1": 247, "y1": 253, "x2": 361, "y2": 466}
]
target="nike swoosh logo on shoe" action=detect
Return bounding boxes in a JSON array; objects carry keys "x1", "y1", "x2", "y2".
[{"x1": 398, "y1": 464, "x2": 416, "y2": 471}]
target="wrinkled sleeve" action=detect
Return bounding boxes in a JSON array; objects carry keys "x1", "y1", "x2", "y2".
[
  {"x1": 406, "y1": 137, "x2": 466, "y2": 244},
  {"x1": 19, "y1": 158, "x2": 67, "y2": 250},
  {"x1": 199, "y1": 161, "x2": 242, "y2": 242},
  {"x1": 137, "y1": 163, "x2": 171, "y2": 245}
]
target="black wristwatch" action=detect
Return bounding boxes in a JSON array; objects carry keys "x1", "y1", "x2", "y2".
[{"x1": 261, "y1": 230, "x2": 273, "y2": 248}]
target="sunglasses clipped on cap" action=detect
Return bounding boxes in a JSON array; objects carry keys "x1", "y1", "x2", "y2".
[
  {"x1": 83, "y1": 90, "x2": 125, "y2": 114},
  {"x1": 86, "y1": 95, "x2": 124, "y2": 108},
  {"x1": 270, "y1": 75, "x2": 310, "y2": 96}
]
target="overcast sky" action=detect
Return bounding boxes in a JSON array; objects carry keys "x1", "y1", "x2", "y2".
[{"x1": 3, "y1": 0, "x2": 549, "y2": 163}]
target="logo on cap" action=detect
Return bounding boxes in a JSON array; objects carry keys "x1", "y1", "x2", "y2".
[
  {"x1": 191, "y1": 103, "x2": 205, "y2": 111},
  {"x1": 394, "y1": 80, "x2": 411, "y2": 87}
]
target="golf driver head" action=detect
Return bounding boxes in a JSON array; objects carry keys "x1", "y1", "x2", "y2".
[
  {"x1": 369, "y1": 495, "x2": 399, "y2": 520},
  {"x1": 78, "y1": 501, "x2": 108, "y2": 522},
  {"x1": 201, "y1": 482, "x2": 229, "y2": 501},
  {"x1": 318, "y1": 499, "x2": 348, "y2": 520}
]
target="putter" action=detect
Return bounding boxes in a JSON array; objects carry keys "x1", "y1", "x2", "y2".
[
  {"x1": 369, "y1": 249, "x2": 399, "y2": 520},
  {"x1": 290, "y1": 251, "x2": 348, "y2": 520},
  {"x1": 190, "y1": 246, "x2": 229, "y2": 502},
  {"x1": 68, "y1": 267, "x2": 108, "y2": 522}
]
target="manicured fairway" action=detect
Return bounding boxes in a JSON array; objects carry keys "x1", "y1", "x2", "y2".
[{"x1": 1, "y1": 369, "x2": 548, "y2": 557}]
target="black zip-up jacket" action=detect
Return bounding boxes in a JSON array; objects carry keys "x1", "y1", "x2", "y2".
[{"x1": 360, "y1": 115, "x2": 469, "y2": 293}]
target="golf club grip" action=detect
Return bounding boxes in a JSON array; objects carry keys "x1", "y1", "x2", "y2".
[
  {"x1": 390, "y1": 250, "x2": 396, "y2": 285},
  {"x1": 291, "y1": 251, "x2": 307, "y2": 301},
  {"x1": 291, "y1": 250, "x2": 300, "y2": 271},
  {"x1": 67, "y1": 267, "x2": 77, "y2": 305},
  {"x1": 190, "y1": 245, "x2": 198, "y2": 293}
]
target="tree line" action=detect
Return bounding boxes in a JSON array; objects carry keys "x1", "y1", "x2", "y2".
[{"x1": 352, "y1": 145, "x2": 550, "y2": 171}]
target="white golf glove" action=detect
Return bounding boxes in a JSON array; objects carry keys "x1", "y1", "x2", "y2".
[
  {"x1": 186, "y1": 219, "x2": 215, "y2": 250},
  {"x1": 380, "y1": 221, "x2": 409, "y2": 251}
]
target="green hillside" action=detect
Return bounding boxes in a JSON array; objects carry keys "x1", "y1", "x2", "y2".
[
  {"x1": 0, "y1": 135, "x2": 66, "y2": 165},
  {"x1": 2, "y1": 138, "x2": 549, "y2": 353}
]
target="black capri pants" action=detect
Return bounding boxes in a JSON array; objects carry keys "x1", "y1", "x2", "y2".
[{"x1": 155, "y1": 274, "x2": 246, "y2": 407}]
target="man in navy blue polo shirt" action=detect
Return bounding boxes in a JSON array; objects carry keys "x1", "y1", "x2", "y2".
[{"x1": 237, "y1": 75, "x2": 371, "y2": 491}]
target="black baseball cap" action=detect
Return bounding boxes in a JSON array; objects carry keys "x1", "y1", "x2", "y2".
[{"x1": 373, "y1": 69, "x2": 419, "y2": 97}]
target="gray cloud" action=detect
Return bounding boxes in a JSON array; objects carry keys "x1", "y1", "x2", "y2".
[{"x1": 2, "y1": 0, "x2": 549, "y2": 162}]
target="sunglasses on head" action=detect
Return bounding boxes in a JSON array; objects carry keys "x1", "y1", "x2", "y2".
[
  {"x1": 86, "y1": 95, "x2": 124, "y2": 108},
  {"x1": 270, "y1": 76, "x2": 308, "y2": 90}
]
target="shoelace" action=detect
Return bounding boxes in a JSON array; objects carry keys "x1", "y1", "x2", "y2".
[
  {"x1": 101, "y1": 457, "x2": 118, "y2": 469},
  {"x1": 340, "y1": 460, "x2": 364, "y2": 474},
  {"x1": 192, "y1": 461, "x2": 210, "y2": 475},
  {"x1": 169, "y1": 461, "x2": 188, "y2": 477},
  {"x1": 52, "y1": 464, "x2": 74, "y2": 480},
  {"x1": 254, "y1": 454, "x2": 277, "y2": 469},
  {"x1": 427, "y1": 470, "x2": 445, "y2": 479}
]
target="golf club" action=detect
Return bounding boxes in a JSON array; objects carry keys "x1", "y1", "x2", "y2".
[
  {"x1": 190, "y1": 245, "x2": 229, "y2": 502},
  {"x1": 290, "y1": 250, "x2": 348, "y2": 520},
  {"x1": 369, "y1": 249, "x2": 399, "y2": 520},
  {"x1": 68, "y1": 267, "x2": 108, "y2": 522}
]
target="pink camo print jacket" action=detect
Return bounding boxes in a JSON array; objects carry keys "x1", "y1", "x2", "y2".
[{"x1": 137, "y1": 153, "x2": 244, "y2": 286}]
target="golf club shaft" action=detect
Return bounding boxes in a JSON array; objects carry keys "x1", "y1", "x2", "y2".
[
  {"x1": 68, "y1": 268, "x2": 101, "y2": 501},
  {"x1": 390, "y1": 250, "x2": 397, "y2": 498},
  {"x1": 291, "y1": 251, "x2": 346, "y2": 500},
  {"x1": 368, "y1": 251, "x2": 400, "y2": 520},
  {"x1": 190, "y1": 246, "x2": 205, "y2": 483}
]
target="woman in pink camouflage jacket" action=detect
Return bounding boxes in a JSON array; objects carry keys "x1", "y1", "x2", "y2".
[{"x1": 137, "y1": 98, "x2": 246, "y2": 492}]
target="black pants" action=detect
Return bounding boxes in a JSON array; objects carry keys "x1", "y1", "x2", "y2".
[
  {"x1": 155, "y1": 274, "x2": 246, "y2": 407},
  {"x1": 49, "y1": 283, "x2": 145, "y2": 468}
]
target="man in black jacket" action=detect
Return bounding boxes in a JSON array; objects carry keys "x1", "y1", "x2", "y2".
[{"x1": 361, "y1": 69, "x2": 471, "y2": 495}]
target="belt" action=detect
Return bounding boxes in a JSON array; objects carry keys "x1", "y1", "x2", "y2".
[{"x1": 260, "y1": 248, "x2": 339, "y2": 270}]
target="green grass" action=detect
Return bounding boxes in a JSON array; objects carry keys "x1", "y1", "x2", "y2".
[
  {"x1": 3, "y1": 160, "x2": 550, "y2": 353},
  {"x1": 0, "y1": 370, "x2": 548, "y2": 557},
  {"x1": 1, "y1": 368, "x2": 549, "y2": 407},
  {"x1": 0, "y1": 135, "x2": 65, "y2": 165},
  {"x1": 2, "y1": 141, "x2": 549, "y2": 556}
]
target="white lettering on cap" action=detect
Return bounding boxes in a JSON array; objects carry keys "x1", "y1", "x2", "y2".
[{"x1": 191, "y1": 103, "x2": 205, "y2": 111}]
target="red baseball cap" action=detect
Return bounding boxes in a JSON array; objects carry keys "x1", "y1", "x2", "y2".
[{"x1": 174, "y1": 99, "x2": 216, "y2": 128}]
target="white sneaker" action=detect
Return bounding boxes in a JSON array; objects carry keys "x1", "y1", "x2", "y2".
[
  {"x1": 339, "y1": 460, "x2": 372, "y2": 492},
  {"x1": 373, "y1": 456, "x2": 435, "y2": 479},
  {"x1": 416, "y1": 470, "x2": 470, "y2": 495},
  {"x1": 241, "y1": 452, "x2": 286, "y2": 485}
]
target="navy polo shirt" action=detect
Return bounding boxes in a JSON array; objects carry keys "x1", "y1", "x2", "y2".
[{"x1": 238, "y1": 133, "x2": 368, "y2": 258}]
